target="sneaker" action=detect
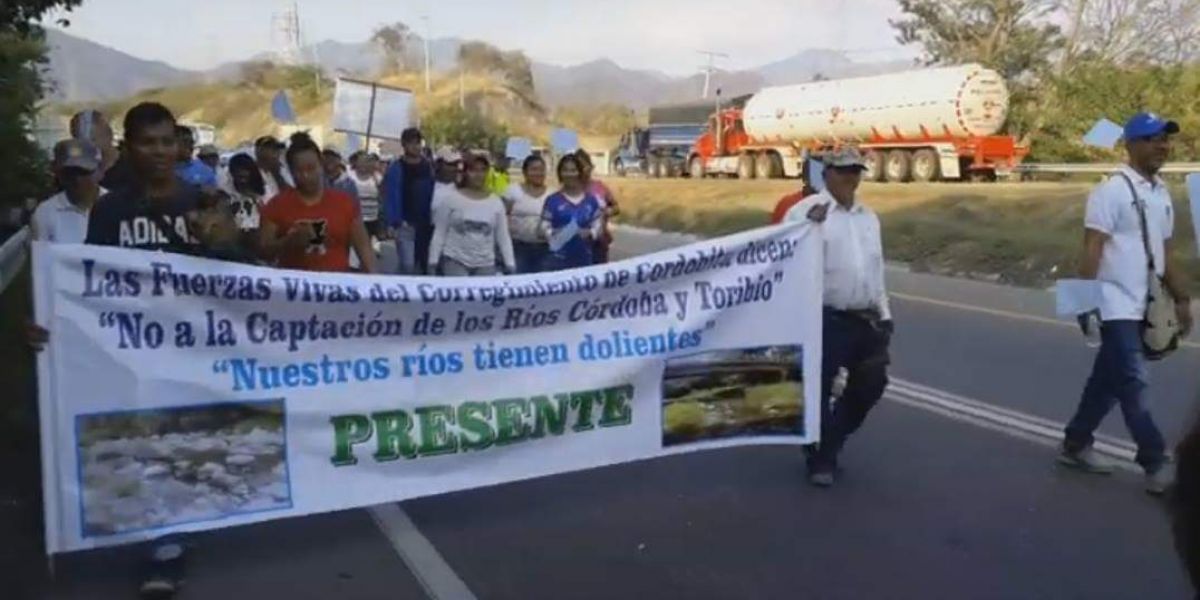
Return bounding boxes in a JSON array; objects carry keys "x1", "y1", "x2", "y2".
[
  {"x1": 808, "y1": 469, "x2": 835, "y2": 488},
  {"x1": 1146, "y1": 467, "x2": 1173, "y2": 497},
  {"x1": 1056, "y1": 447, "x2": 1115, "y2": 474}
]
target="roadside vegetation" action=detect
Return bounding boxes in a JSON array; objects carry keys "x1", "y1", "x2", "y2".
[{"x1": 611, "y1": 178, "x2": 1200, "y2": 287}]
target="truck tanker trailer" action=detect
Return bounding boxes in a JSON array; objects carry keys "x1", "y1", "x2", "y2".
[{"x1": 686, "y1": 64, "x2": 1028, "y2": 182}]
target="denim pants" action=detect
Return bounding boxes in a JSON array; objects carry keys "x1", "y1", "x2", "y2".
[
  {"x1": 1064, "y1": 319, "x2": 1167, "y2": 473},
  {"x1": 807, "y1": 308, "x2": 891, "y2": 469},
  {"x1": 513, "y1": 240, "x2": 548, "y2": 274}
]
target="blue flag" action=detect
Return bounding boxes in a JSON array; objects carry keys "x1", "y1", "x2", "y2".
[
  {"x1": 1082, "y1": 118, "x2": 1123, "y2": 149},
  {"x1": 271, "y1": 91, "x2": 297, "y2": 124},
  {"x1": 550, "y1": 128, "x2": 579, "y2": 154},
  {"x1": 807, "y1": 158, "x2": 826, "y2": 192},
  {"x1": 506, "y1": 137, "x2": 533, "y2": 162}
]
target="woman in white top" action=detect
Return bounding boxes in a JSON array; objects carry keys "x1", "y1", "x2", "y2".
[
  {"x1": 428, "y1": 153, "x2": 516, "y2": 276},
  {"x1": 502, "y1": 154, "x2": 551, "y2": 274},
  {"x1": 349, "y1": 151, "x2": 383, "y2": 239}
]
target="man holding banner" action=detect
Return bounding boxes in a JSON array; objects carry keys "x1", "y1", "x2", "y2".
[{"x1": 785, "y1": 147, "x2": 892, "y2": 488}]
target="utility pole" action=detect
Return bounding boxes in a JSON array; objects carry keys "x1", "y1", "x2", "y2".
[
  {"x1": 698, "y1": 50, "x2": 729, "y2": 99},
  {"x1": 421, "y1": 15, "x2": 432, "y2": 93}
]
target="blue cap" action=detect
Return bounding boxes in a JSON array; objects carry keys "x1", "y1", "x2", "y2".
[{"x1": 1123, "y1": 112, "x2": 1180, "y2": 140}]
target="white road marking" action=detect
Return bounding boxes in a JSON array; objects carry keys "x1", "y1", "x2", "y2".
[
  {"x1": 886, "y1": 378, "x2": 1141, "y2": 473},
  {"x1": 369, "y1": 503, "x2": 478, "y2": 600}
]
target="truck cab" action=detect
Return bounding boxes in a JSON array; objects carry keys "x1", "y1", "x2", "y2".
[{"x1": 611, "y1": 102, "x2": 713, "y2": 178}]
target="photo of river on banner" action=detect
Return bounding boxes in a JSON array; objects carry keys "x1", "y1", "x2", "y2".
[
  {"x1": 75, "y1": 400, "x2": 292, "y2": 537},
  {"x1": 661, "y1": 346, "x2": 804, "y2": 447}
]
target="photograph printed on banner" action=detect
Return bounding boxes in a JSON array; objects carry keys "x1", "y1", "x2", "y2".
[
  {"x1": 76, "y1": 400, "x2": 292, "y2": 537},
  {"x1": 661, "y1": 345, "x2": 804, "y2": 447}
]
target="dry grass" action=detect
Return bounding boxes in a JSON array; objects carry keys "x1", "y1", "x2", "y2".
[{"x1": 607, "y1": 178, "x2": 1199, "y2": 286}]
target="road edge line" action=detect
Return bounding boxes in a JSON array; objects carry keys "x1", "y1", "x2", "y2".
[{"x1": 368, "y1": 503, "x2": 478, "y2": 600}]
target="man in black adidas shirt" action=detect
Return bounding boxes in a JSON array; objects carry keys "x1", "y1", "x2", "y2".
[
  {"x1": 83, "y1": 102, "x2": 203, "y2": 599},
  {"x1": 85, "y1": 102, "x2": 204, "y2": 254}
]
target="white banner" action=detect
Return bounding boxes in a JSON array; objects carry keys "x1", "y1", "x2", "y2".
[
  {"x1": 331, "y1": 78, "x2": 414, "y2": 140},
  {"x1": 34, "y1": 224, "x2": 822, "y2": 553}
]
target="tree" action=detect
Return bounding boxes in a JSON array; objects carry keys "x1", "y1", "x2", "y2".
[
  {"x1": 1, "y1": 0, "x2": 82, "y2": 209},
  {"x1": 371, "y1": 22, "x2": 411, "y2": 74},
  {"x1": 1058, "y1": 0, "x2": 1200, "y2": 68},
  {"x1": 421, "y1": 104, "x2": 510, "y2": 157},
  {"x1": 457, "y1": 41, "x2": 537, "y2": 100},
  {"x1": 891, "y1": 0, "x2": 1063, "y2": 82}
]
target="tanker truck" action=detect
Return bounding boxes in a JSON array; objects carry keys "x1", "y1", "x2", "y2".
[{"x1": 686, "y1": 64, "x2": 1028, "y2": 182}]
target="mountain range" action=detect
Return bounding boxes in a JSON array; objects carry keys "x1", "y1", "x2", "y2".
[{"x1": 41, "y1": 28, "x2": 913, "y2": 109}]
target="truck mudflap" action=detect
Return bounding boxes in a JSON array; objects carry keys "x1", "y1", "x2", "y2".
[{"x1": 935, "y1": 143, "x2": 961, "y2": 180}]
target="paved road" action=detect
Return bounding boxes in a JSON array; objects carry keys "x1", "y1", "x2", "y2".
[{"x1": 9, "y1": 227, "x2": 1194, "y2": 599}]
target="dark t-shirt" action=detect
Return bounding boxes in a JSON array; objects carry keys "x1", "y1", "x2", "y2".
[
  {"x1": 85, "y1": 182, "x2": 203, "y2": 254},
  {"x1": 402, "y1": 159, "x2": 429, "y2": 226}
]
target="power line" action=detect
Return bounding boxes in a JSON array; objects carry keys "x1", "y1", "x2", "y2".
[{"x1": 698, "y1": 50, "x2": 729, "y2": 99}]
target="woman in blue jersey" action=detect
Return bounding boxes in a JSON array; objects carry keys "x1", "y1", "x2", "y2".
[{"x1": 539, "y1": 154, "x2": 603, "y2": 271}]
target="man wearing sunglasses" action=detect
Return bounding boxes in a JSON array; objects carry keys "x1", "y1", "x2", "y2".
[{"x1": 785, "y1": 147, "x2": 892, "y2": 488}]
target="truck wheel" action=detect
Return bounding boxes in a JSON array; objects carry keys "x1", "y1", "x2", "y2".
[
  {"x1": 689, "y1": 157, "x2": 705, "y2": 179},
  {"x1": 647, "y1": 158, "x2": 660, "y2": 178},
  {"x1": 738, "y1": 154, "x2": 757, "y2": 179},
  {"x1": 885, "y1": 150, "x2": 912, "y2": 183},
  {"x1": 911, "y1": 149, "x2": 940, "y2": 182},
  {"x1": 655, "y1": 160, "x2": 669, "y2": 179},
  {"x1": 763, "y1": 152, "x2": 782, "y2": 177},
  {"x1": 863, "y1": 150, "x2": 885, "y2": 182}
]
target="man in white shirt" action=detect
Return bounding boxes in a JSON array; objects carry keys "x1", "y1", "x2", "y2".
[
  {"x1": 31, "y1": 139, "x2": 105, "y2": 243},
  {"x1": 785, "y1": 147, "x2": 892, "y2": 488},
  {"x1": 1060, "y1": 112, "x2": 1191, "y2": 495},
  {"x1": 254, "y1": 135, "x2": 293, "y2": 200}
]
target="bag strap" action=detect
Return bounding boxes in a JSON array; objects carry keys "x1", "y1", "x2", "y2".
[{"x1": 1116, "y1": 172, "x2": 1157, "y2": 273}]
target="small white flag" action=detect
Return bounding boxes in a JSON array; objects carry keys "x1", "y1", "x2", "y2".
[{"x1": 1055, "y1": 279, "x2": 1101, "y2": 317}]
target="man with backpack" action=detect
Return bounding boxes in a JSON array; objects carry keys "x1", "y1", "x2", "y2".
[{"x1": 1060, "y1": 112, "x2": 1192, "y2": 496}]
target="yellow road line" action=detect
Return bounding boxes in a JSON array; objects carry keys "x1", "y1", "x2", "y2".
[{"x1": 890, "y1": 291, "x2": 1200, "y2": 350}]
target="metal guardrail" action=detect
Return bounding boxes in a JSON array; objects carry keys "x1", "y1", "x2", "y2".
[
  {"x1": 0, "y1": 226, "x2": 30, "y2": 295},
  {"x1": 1016, "y1": 162, "x2": 1200, "y2": 174}
]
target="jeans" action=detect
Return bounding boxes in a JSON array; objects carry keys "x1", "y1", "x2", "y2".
[
  {"x1": 395, "y1": 224, "x2": 417, "y2": 275},
  {"x1": 1064, "y1": 319, "x2": 1167, "y2": 473},
  {"x1": 513, "y1": 240, "x2": 548, "y2": 274},
  {"x1": 807, "y1": 308, "x2": 891, "y2": 470},
  {"x1": 440, "y1": 257, "x2": 497, "y2": 277},
  {"x1": 395, "y1": 223, "x2": 435, "y2": 275}
]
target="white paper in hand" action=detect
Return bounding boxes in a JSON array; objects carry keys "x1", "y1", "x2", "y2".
[
  {"x1": 1055, "y1": 279, "x2": 1101, "y2": 318},
  {"x1": 548, "y1": 220, "x2": 580, "y2": 253},
  {"x1": 1188, "y1": 173, "x2": 1200, "y2": 257},
  {"x1": 1082, "y1": 118, "x2": 1124, "y2": 149}
]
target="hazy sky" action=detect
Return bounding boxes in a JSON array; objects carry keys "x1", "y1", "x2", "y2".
[{"x1": 45, "y1": 0, "x2": 917, "y2": 74}]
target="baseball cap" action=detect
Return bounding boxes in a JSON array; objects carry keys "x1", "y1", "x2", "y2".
[
  {"x1": 197, "y1": 144, "x2": 220, "y2": 157},
  {"x1": 435, "y1": 146, "x2": 462, "y2": 163},
  {"x1": 1123, "y1": 112, "x2": 1180, "y2": 140},
  {"x1": 823, "y1": 147, "x2": 867, "y2": 170},
  {"x1": 254, "y1": 135, "x2": 284, "y2": 149},
  {"x1": 53, "y1": 139, "x2": 100, "y2": 172}
]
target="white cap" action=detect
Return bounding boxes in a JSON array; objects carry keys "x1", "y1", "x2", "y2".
[{"x1": 435, "y1": 146, "x2": 462, "y2": 163}]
